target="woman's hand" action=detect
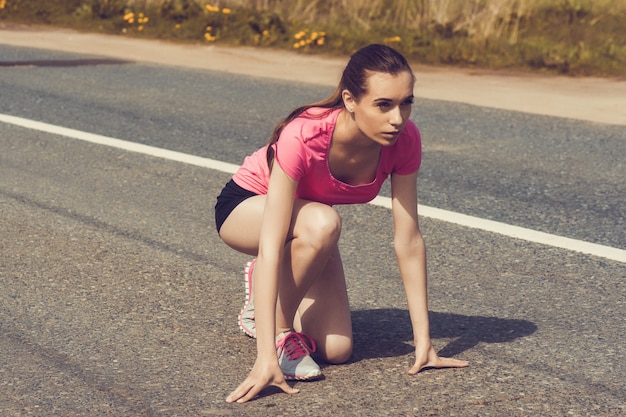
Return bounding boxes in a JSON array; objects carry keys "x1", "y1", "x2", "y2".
[
  {"x1": 226, "y1": 358, "x2": 299, "y2": 403},
  {"x1": 408, "y1": 342, "x2": 469, "y2": 375}
]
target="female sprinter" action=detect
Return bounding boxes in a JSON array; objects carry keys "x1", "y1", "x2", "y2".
[{"x1": 215, "y1": 44, "x2": 468, "y2": 404}]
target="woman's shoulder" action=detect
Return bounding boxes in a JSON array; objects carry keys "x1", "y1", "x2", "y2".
[
  {"x1": 382, "y1": 119, "x2": 422, "y2": 174},
  {"x1": 401, "y1": 119, "x2": 420, "y2": 138},
  {"x1": 394, "y1": 119, "x2": 421, "y2": 150},
  {"x1": 282, "y1": 107, "x2": 341, "y2": 141}
]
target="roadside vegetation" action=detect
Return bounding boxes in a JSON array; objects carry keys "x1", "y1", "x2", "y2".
[{"x1": 1, "y1": 0, "x2": 625, "y2": 76}]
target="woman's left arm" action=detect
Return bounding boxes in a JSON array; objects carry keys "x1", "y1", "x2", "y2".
[{"x1": 390, "y1": 171, "x2": 469, "y2": 374}]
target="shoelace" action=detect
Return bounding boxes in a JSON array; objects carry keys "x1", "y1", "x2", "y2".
[{"x1": 277, "y1": 332, "x2": 317, "y2": 360}]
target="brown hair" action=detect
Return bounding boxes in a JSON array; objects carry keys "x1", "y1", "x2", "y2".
[{"x1": 266, "y1": 44, "x2": 414, "y2": 168}]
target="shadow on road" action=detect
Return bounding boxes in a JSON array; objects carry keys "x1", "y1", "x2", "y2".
[{"x1": 350, "y1": 309, "x2": 537, "y2": 361}]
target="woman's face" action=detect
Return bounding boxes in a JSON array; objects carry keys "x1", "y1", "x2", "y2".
[{"x1": 347, "y1": 70, "x2": 415, "y2": 146}]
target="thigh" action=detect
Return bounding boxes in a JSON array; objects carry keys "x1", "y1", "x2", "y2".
[
  {"x1": 218, "y1": 194, "x2": 266, "y2": 256},
  {"x1": 295, "y1": 246, "x2": 353, "y2": 363},
  {"x1": 219, "y1": 196, "x2": 341, "y2": 256}
]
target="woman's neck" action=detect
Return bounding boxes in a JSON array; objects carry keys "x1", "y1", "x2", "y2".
[{"x1": 333, "y1": 109, "x2": 381, "y2": 154}]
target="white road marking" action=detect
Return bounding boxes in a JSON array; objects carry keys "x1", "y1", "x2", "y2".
[{"x1": 1, "y1": 113, "x2": 624, "y2": 263}]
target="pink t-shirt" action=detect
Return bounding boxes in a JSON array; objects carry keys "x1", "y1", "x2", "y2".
[{"x1": 232, "y1": 107, "x2": 422, "y2": 206}]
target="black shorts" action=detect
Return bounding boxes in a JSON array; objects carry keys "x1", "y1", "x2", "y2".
[{"x1": 214, "y1": 179, "x2": 258, "y2": 233}]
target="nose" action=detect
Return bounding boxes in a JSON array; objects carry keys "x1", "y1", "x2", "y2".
[{"x1": 390, "y1": 106, "x2": 403, "y2": 127}]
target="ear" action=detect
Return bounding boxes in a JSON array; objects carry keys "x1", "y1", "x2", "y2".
[{"x1": 342, "y1": 89, "x2": 355, "y2": 113}]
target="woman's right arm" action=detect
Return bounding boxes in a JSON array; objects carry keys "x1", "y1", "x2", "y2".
[{"x1": 226, "y1": 163, "x2": 299, "y2": 403}]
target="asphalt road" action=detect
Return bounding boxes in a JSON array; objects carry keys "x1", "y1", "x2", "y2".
[{"x1": 0, "y1": 44, "x2": 624, "y2": 416}]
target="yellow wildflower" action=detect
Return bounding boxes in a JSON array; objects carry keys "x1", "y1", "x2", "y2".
[
  {"x1": 262, "y1": 30, "x2": 270, "y2": 37},
  {"x1": 175, "y1": 24, "x2": 181, "y2": 29},
  {"x1": 0, "y1": 0, "x2": 6, "y2": 10},
  {"x1": 222, "y1": 8, "x2": 232, "y2": 14},
  {"x1": 292, "y1": 29, "x2": 326, "y2": 49},
  {"x1": 205, "y1": 26, "x2": 216, "y2": 42},
  {"x1": 123, "y1": 12, "x2": 135, "y2": 22},
  {"x1": 384, "y1": 36, "x2": 402, "y2": 43},
  {"x1": 205, "y1": 4, "x2": 219, "y2": 12}
]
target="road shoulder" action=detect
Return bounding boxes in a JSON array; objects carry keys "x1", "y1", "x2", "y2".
[{"x1": 1, "y1": 24, "x2": 625, "y2": 126}]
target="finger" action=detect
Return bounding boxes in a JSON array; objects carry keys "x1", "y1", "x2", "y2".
[
  {"x1": 407, "y1": 357, "x2": 469, "y2": 375},
  {"x1": 226, "y1": 378, "x2": 259, "y2": 404},
  {"x1": 234, "y1": 383, "x2": 265, "y2": 404},
  {"x1": 225, "y1": 390, "x2": 244, "y2": 403},
  {"x1": 408, "y1": 356, "x2": 430, "y2": 375},
  {"x1": 434, "y1": 357, "x2": 469, "y2": 369},
  {"x1": 407, "y1": 364, "x2": 422, "y2": 375},
  {"x1": 232, "y1": 383, "x2": 299, "y2": 404},
  {"x1": 226, "y1": 379, "x2": 300, "y2": 403},
  {"x1": 275, "y1": 380, "x2": 300, "y2": 396},
  {"x1": 226, "y1": 385, "x2": 252, "y2": 403}
]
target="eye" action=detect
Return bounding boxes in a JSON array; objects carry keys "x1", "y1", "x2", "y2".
[
  {"x1": 401, "y1": 97, "x2": 414, "y2": 106},
  {"x1": 376, "y1": 101, "x2": 391, "y2": 109}
]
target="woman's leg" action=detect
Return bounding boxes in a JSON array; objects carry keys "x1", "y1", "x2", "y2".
[
  {"x1": 273, "y1": 201, "x2": 342, "y2": 337},
  {"x1": 294, "y1": 245, "x2": 353, "y2": 364},
  {"x1": 219, "y1": 196, "x2": 349, "y2": 350},
  {"x1": 218, "y1": 194, "x2": 265, "y2": 256}
]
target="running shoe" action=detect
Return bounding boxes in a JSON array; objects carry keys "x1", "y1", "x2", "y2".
[
  {"x1": 275, "y1": 331, "x2": 322, "y2": 380},
  {"x1": 238, "y1": 259, "x2": 257, "y2": 338}
]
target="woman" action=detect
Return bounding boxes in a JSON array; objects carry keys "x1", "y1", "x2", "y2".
[{"x1": 215, "y1": 44, "x2": 468, "y2": 404}]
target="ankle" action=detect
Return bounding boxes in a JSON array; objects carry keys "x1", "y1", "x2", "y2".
[{"x1": 275, "y1": 327, "x2": 292, "y2": 338}]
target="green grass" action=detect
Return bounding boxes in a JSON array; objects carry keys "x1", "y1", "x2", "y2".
[{"x1": 1, "y1": 0, "x2": 625, "y2": 76}]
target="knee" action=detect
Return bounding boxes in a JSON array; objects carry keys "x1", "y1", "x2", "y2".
[
  {"x1": 320, "y1": 334, "x2": 353, "y2": 365},
  {"x1": 304, "y1": 205, "x2": 342, "y2": 248}
]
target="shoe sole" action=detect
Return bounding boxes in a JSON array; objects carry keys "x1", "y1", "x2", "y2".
[
  {"x1": 238, "y1": 259, "x2": 256, "y2": 338},
  {"x1": 283, "y1": 371, "x2": 323, "y2": 381}
]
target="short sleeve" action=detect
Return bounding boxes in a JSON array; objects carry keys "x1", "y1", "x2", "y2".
[
  {"x1": 273, "y1": 121, "x2": 312, "y2": 182},
  {"x1": 393, "y1": 121, "x2": 422, "y2": 175}
]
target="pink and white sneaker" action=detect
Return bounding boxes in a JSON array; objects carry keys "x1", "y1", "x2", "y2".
[
  {"x1": 275, "y1": 331, "x2": 322, "y2": 380},
  {"x1": 238, "y1": 259, "x2": 256, "y2": 338}
]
